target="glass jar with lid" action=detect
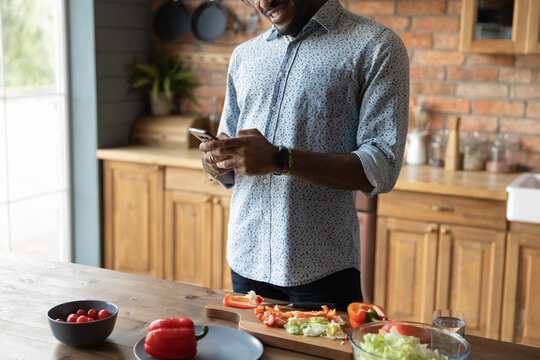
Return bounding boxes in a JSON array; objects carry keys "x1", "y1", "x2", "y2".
[
  {"x1": 428, "y1": 130, "x2": 448, "y2": 168},
  {"x1": 462, "y1": 132, "x2": 487, "y2": 171},
  {"x1": 485, "y1": 134, "x2": 519, "y2": 173}
]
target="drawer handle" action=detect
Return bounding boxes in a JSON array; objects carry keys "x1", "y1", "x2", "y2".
[
  {"x1": 441, "y1": 227, "x2": 451, "y2": 235},
  {"x1": 427, "y1": 225, "x2": 437, "y2": 233},
  {"x1": 429, "y1": 205, "x2": 454, "y2": 212}
]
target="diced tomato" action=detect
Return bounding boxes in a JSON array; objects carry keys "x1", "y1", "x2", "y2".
[
  {"x1": 263, "y1": 313, "x2": 275, "y2": 327},
  {"x1": 254, "y1": 305, "x2": 338, "y2": 328},
  {"x1": 380, "y1": 322, "x2": 431, "y2": 344}
]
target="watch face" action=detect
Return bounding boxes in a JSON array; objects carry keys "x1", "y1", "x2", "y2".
[{"x1": 273, "y1": 146, "x2": 288, "y2": 175}]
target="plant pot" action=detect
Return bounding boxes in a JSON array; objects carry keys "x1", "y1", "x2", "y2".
[{"x1": 149, "y1": 92, "x2": 175, "y2": 116}]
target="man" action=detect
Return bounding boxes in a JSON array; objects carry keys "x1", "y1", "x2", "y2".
[{"x1": 199, "y1": 0, "x2": 409, "y2": 310}]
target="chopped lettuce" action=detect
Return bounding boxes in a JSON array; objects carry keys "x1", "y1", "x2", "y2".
[
  {"x1": 284, "y1": 316, "x2": 347, "y2": 340},
  {"x1": 358, "y1": 329, "x2": 448, "y2": 360}
]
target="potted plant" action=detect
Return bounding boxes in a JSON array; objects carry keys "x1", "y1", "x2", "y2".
[{"x1": 127, "y1": 47, "x2": 199, "y2": 116}]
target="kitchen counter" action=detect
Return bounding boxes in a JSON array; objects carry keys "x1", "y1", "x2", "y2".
[
  {"x1": 1, "y1": 253, "x2": 539, "y2": 359},
  {"x1": 97, "y1": 145, "x2": 204, "y2": 169},
  {"x1": 97, "y1": 146, "x2": 520, "y2": 201},
  {"x1": 395, "y1": 165, "x2": 520, "y2": 201},
  {"x1": 0, "y1": 253, "x2": 325, "y2": 360}
]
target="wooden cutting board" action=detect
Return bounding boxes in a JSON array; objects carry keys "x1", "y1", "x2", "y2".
[{"x1": 205, "y1": 304, "x2": 353, "y2": 360}]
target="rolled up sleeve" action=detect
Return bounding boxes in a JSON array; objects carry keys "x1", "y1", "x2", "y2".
[{"x1": 352, "y1": 29, "x2": 409, "y2": 197}]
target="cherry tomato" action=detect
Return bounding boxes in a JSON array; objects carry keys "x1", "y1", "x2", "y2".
[
  {"x1": 87, "y1": 308, "x2": 98, "y2": 319},
  {"x1": 55, "y1": 318, "x2": 64, "y2": 322},
  {"x1": 98, "y1": 309, "x2": 111, "y2": 320},
  {"x1": 380, "y1": 323, "x2": 431, "y2": 344},
  {"x1": 66, "y1": 314, "x2": 79, "y2": 323},
  {"x1": 76, "y1": 309, "x2": 86, "y2": 316},
  {"x1": 76, "y1": 315, "x2": 89, "y2": 323},
  {"x1": 88, "y1": 317, "x2": 94, "y2": 322}
]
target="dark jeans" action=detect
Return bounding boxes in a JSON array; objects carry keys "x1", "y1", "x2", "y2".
[{"x1": 231, "y1": 268, "x2": 363, "y2": 312}]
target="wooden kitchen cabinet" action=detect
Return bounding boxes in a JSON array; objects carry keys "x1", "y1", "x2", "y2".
[
  {"x1": 164, "y1": 190, "x2": 232, "y2": 290},
  {"x1": 164, "y1": 190, "x2": 213, "y2": 287},
  {"x1": 103, "y1": 160, "x2": 164, "y2": 278},
  {"x1": 374, "y1": 217, "x2": 438, "y2": 324},
  {"x1": 375, "y1": 190, "x2": 507, "y2": 339},
  {"x1": 100, "y1": 149, "x2": 233, "y2": 291},
  {"x1": 460, "y1": 0, "x2": 540, "y2": 54},
  {"x1": 165, "y1": 166, "x2": 233, "y2": 290},
  {"x1": 435, "y1": 224, "x2": 505, "y2": 339},
  {"x1": 502, "y1": 221, "x2": 540, "y2": 347}
]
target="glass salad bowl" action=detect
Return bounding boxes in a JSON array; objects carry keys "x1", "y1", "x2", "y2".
[{"x1": 350, "y1": 321, "x2": 470, "y2": 360}]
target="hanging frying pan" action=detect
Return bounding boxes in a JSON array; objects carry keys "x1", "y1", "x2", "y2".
[
  {"x1": 153, "y1": 0, "x2": 190, "y2": 42},
  {"x1": 191, "y1": 0, "x2": 228, "y2": 42}
]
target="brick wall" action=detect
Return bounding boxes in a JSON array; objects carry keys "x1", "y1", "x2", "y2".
[{"x1": 152, "y1": 0, "x2": 540, "y2": 171}]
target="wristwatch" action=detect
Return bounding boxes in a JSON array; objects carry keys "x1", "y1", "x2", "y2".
[{"x1": 273, "y1": 146, "x2": 288, "y2": 175}]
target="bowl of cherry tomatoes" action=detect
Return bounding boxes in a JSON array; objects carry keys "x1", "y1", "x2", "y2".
[{"x1": 47, "y1": 299, "x2": 118, "y2": 347}]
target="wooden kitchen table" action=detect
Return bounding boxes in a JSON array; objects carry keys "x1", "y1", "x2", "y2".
[{"x1": 1, "y1": 253, "x2": 539, "y2": 360}]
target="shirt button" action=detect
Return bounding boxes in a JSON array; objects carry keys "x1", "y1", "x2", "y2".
[
  {"x1": 263, "y1": 178, "x2": 269, "y2": 184},
  {"x1": 264, "y1": 215, "x2": 269, "y2": 222},
  {"x1": 272, "y1": 105, "x2": 277, "y2": 112},
  {"x1": 279, "y1": 72, "x2": 285, "y2": 77}
]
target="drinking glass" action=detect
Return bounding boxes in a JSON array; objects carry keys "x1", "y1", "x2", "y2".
[{"x1": 432, "y1": 309, "x2": 466, "y2": 336}]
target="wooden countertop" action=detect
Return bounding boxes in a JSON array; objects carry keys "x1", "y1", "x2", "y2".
[
  {"x1": 97, "y1": 146, "x2": 204, "y2": 170},
  {"x1": 395, "y1": 165, "x2": 520, "y2": 201},
  {"x1": 1, "y1": 253, "x2": 539, "y2": 359},
  {"x1": 0, "y1": 253, "x2": 325, "y2": 360},
  {"x1": 97, "y1": 146, "x2": 520, "y2": 201}
]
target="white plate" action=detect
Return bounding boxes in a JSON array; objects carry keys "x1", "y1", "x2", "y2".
[{"x1": 134, "y1": 325, "x2": 264, "y2": 360}]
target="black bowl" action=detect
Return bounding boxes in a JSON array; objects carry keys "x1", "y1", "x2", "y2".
[{"x1": 47, "y1": 300, "x2": 118, "y2": 347}]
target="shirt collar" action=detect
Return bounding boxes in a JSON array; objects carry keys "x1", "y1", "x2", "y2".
[{"x1": 266, "y1": 0, "x2": 343, "y2": 41}]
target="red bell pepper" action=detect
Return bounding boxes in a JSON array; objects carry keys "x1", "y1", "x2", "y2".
[
  {"x1": 144, "y1": 317, "x2": 208, "y2": 359},
  {"x1": 223, "y1": 293, "x2": 264, "y2": 309},
  {"x1": 347, "y1": 302, "x2": 388, "y2": 329}
]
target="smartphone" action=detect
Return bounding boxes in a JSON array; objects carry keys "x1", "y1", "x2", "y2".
[{"x1": 189, "y1": 127, "x2": 218, "y2": 142}]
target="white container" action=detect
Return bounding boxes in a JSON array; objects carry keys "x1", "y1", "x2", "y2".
[
  {"x1": 406, "y1": 131, "x2": 427, "y2": 165},
  {"x1": 506, "y1": 173, "x2": 540, "y2": 224}
]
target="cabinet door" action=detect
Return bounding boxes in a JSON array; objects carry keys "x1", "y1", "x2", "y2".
[
  {"x1": 104, "y1": 161, "x2": 163, "y2": 278},
  {"x1": 211, "y1": 196, "x2": 232, "y2": 291},
  {"x1": 526, "y1": 0, "x2": 540, "y2": 53},
  {"x1": 164, "y1": 190, "x2": 212, "y2": 287},
  {"x1": 374, "y1": 217, "x2": 438, "y2": 323},
  {"x1": 460, "y1": 0, "x2": 530, "y2": 53},
  {"x1": 436, "y1": 225, "x2": 505, "y2": 339},
  {"x1": 502, "y1": 231, "x2": 540, "y2": 347}
]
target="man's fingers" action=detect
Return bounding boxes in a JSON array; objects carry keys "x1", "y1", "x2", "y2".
[
  {"x1": 217, "y1": 132, "x2": 230, "y2": 140},
  {"x1": 237, "y1": 128, "x2": 261, "y2": 137}
]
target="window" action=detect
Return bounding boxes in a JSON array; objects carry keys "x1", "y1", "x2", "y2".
[{"x1": 0, "y1": 0, "x2": 69, "y2": 261}]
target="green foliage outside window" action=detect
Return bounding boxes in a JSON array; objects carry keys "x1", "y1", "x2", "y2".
[{"x1": 1, "y1": 0, "x2": 56, "y2": 89}]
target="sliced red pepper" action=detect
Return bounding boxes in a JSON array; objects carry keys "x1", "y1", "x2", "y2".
[
  {"x1": 347, "y1": 302, "x2": 388, "y2": 329},
  {"x1": 223, "y1": 293, "x2": 264, "y2": 309},
  {"x1": 144, "y1": 317, "x2": 208, "y2": 360}
]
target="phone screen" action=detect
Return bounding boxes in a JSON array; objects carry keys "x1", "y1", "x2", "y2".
[{"x1": 189, "y1": 128, "x2": 218, "y2": 142}]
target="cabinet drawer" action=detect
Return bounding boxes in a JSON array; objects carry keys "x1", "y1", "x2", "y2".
[
  {"x1": 165, "y1": 167, "x2": 232, "y2": 197},
  {"x1": 378, "y1": 190, "x2": 506, "y2": 230}
]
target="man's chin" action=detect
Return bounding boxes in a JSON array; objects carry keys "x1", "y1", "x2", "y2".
[{"x1": 274, "y1": 22, "x2": 297, "y2": 36}]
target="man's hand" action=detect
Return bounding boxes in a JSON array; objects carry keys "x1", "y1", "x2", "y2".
[
  {"x1": 200, "y1": 129, "x2": 278, "y2": 176},
  {"x1": 200, "y1": 132, "x2": 231, "y2": 177}
]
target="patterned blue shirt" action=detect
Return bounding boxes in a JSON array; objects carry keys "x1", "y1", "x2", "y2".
[{"x1": 218, "y1": 0, "x2": 409, "y2": 286}]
